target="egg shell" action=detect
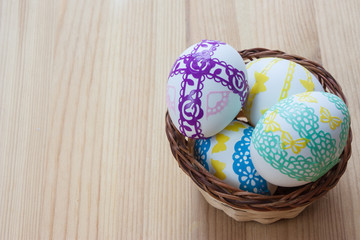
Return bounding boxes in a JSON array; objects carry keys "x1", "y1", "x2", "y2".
[
  {"x1": 167, "y1": 40, "x2": 249, "y2": 139},
  {"x1": 244, "y1": 57, "x2": 324, "y2": 126},
  {"x1": 194, "y1": 120, "x2": 277, "y2": 195},
  {"x1": 250, "y1": 91, "x2": 350, "y2": 187}
]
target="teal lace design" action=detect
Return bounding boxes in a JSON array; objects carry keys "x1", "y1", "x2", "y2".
[
  {"x1": 324, "y1": 92, "x2": 350, "y2": 156},
  {"x1": 253, "y1": 96, "x2": 338, "y2": 182}
]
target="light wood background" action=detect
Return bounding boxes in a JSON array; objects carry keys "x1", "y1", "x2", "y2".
[{"x1": 0, "y1": 0, "x2": 359, "y2": 239}]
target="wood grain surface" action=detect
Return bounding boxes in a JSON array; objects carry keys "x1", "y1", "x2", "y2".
[{"x1": 0, "y1": 0, "x2": 359, "y2": 239}]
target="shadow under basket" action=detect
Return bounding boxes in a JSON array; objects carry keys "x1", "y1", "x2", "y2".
[{"x1": 165, "y1": 48, "x2": 353, "y2": 224}]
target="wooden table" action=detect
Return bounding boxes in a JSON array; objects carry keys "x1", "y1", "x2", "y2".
[{"x1": 0, "y1": 0, "x2": 359, "y2": 239}]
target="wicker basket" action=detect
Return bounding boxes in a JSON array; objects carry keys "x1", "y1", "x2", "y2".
[{"x1": 165, "y1": 48, "x2": 352, "y2": 224}]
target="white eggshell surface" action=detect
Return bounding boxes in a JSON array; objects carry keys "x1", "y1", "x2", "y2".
[
  {"x1": 250, "y1": 92, "x2": 350, "y2": 187},
  {"x1": 167, "y1": 40, "x2": 249, "y2": 139},
  {"x1": 194, "y1": 120, "x2": 276, "y2": 195},
  {"x1": 244, "y1": 57, "x2": 324, "y2": 126}
]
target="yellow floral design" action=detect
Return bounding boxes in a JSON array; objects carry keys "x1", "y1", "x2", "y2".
[
  {"x1": 320, "y1": 106, "x2": 342, "y2": 130},
  {"x1": 211, "y1": 159, "x2": 226, "y2": 180},
  {"x1": 250, "y1": 71, "x2": 269, "y2": 95},
  {"x1": 211, "y1": 134, "x2": 229, "y2": 153},
  {"x1": 297, "y1": 92, "x2": 318, "y2": 103},
  {"x1": 300, "y1": 68, "x2": 315, "y2": 92},
  {"x1": 224, "y1": 121, "x2": 246, "y2": 132},
  {"x1": 264, "y1": 111, "x2": 281, "y2": 132},
  {"x1": 280, "y1": 131, "x2": 309, "y2": 154}
]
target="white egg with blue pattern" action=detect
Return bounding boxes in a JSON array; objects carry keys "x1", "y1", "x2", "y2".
[{"x1": 194, "y1": 120, "x2": 277, "y2": 195}]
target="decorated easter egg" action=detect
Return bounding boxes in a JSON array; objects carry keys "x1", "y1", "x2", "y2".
[
  {"x1": 167, "y1": 40, "x2": 249, "y2": 139},
  {"x1": 194, "y1": 120, "x2": 277, "y2": 195},
  {"x1": 250, "y1": 91, "x2": 350, "y2": 187},
  {"x1": 244, "y1": 57, "x2": 324, "y2": 126}
]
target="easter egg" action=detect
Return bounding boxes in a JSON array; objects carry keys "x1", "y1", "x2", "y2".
[
  {"x1": 244, "y1": 57, "x2": 324, "y2": 126},
  {"x1": 194, "y1": 120, "x2": 277, "y2": 195},
  {"x1": 250, "y1": 92, "x2": 350, "y2": 187},
  {"x1": 167, "y1": 40, "x2": 249, "y2": 139}
]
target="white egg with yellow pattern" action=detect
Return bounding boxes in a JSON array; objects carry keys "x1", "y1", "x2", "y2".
[
  {"x1": 244, "y1": 57, "x2": 324, "y2": 126},
  {"x1": 250, "y1": 92, "x2": 350, "y2": 187},
  {"x1": 194, "y1": 120, "x2": 277, "y2": 195}
]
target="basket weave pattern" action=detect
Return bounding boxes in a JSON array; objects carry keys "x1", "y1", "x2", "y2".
[{"x1": 165, "y1": 48, "x2": 353, "y2": 224}]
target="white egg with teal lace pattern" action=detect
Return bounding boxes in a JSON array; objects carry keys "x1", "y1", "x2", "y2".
[{"x1": 250, "y1": 91, "x2": 350, "y2": 187}]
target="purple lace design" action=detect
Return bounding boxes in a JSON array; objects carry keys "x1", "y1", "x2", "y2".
[{"x1": 168, "y1": 40, "x2": 248, "y2": 138}]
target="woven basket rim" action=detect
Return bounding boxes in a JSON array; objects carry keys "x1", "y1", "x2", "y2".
[{"x1": 165, "y1": 48, "x2": 353, "y2": 212}]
